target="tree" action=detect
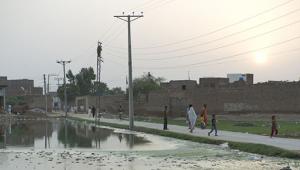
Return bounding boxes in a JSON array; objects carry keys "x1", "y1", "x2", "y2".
[
  {"x1": 57, "y1": 67, "x2": 95, "y2": 102},
  {"x1": 133, "y1": 72, "x2": 165, "y2": 101},
  {"x1": 57, "y1": 83, "x2": 80, "y2": 102},
  {"x1": 109, "y1": 87, "x2": 125, "y2": 95},
  {"x1": 93, "y1": 82, "x2": 111, "y2": 96},
  {"x1": 57, "y1": 67, "x2": 129, "y2": 103},
  {"x1": 66, "y1": 70, "x2": 75, "y2": 84},
  {"x1": 76, "y1": 67, "x2": 96, "y2": 95},
  {"x1": 6, "y1": 96, "x2": 26, "y2": 106}
]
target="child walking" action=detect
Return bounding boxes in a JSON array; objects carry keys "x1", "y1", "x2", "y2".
[
  {"x1": 208, "y1": 114, "x2": 218, "y2": 136},
  {"x1": 270, "y1": 115, "x2": 278, "y2": 138}
]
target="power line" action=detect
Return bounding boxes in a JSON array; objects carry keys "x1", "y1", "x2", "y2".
[
  {"x1": 100, "y1": 20, "x2": 118, "y2": 40},
  {"x1": 105, "y1": 19, "x2": 300, "y2": 61},
  {"x1": 133, "y1": 35, "x2": 300, "y2": 69},
  {"x1": 104, "y1": 24, "x2": 126, "y2": 45},
  {"x1": 120, "y1": 8, "x2": 300, "y2": 56},
  {"x1": 127, "y1": 0, "x2": 160, "y2": 12},
  {"x1": 187, "y1": 47, "x2": 300, "y2": 69},
  {"x1": 108, "y1": 0, "x2": 296, "y2": 50},
  {"x1": 104, "y1": 7, "x2": 300, "y2": 56},
  {"x1": 141, "y1": 0, "x2": 177, "y2": 13},
  {"x1": 102, "y1": 22, "x2": 125, "y2": 43}
]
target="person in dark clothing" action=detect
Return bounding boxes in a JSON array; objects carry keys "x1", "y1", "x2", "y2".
[
  {"x1": 91, "y1": 106, "x2": 96, "y2": 118},
  {"x1": 270, "y1": 115, "x2": 278, "y2": 138},
  {"x1": 118, "y1": 105, "x2": 123, "y2": 120},
  {"x1": 208, "y1": 114, "x2": 218, "y2": 136},
  {"x1": 163, "y1": 105, "x2": 168, "y2": 130}
]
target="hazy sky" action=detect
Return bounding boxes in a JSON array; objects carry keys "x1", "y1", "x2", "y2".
[{"x1": 1, "y1": 0, "x2": 300, "y2": 91}]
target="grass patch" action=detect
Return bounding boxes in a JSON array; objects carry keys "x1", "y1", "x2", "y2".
[{"x1": 70, "y1": 117, "x2": 300, "y2": 159}]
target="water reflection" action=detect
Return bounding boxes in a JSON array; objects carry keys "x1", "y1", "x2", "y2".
[
  {"x1": 58, "y1": 120, "x2": 149, "y2": 149},
  {"x1": 1, "y1": 118, "x2": 52, "y2": 148},
  {"x1": 0, "y1": 118, "x2": 150, "y2": 150}
]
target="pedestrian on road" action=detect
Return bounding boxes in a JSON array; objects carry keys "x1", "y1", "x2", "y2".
[
  {"x1": 163, "y1": 105, "x2": 168, "y2": 130},
  {"x1": 118, "y1": 105, "x2": 123, "y2": 120},
  {"x1": 201, "y1": 104, "x2": 208, "y2": 126},
  {"x1": 188, "y1": 104, "x2": 197, "y2": 133},
  {"x1": 270, "y1": 115, "x2": 278, "y2": 138},
  {"x1": 186, "y1": 105, "x2": 191, "y2": 129},
  {"x1": 208, "y1": 114, "x2": 218, "y2": 136},
  {"x1": 199, "y1": 113, "x2": 206, "y2": 129},
  {"x1": 88, "y1": 106, "x2": 92, "y2": 117},
  {"x1": 91, "y1": 106, "x2": 96, "y2": 118}
]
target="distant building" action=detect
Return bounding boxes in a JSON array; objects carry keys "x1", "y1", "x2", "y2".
[
  {"x1": 199, "y1": 77, "x2": 229, "y2": 88},
  {"x1": 0, "y1": 76, "x2": 43, "y2": 97},
  {"x1": 227, "y1": 73, "x2": 253, "y2": 85},
  {"x1": 161, "y1": 80, "x2": 198, "y2": 91},
  {"x1": 0, "y1": 78, "x2": 8, "y2": 112},
  {"x1": 48, "y1": 92, "x2": 61, "y2": 111}
]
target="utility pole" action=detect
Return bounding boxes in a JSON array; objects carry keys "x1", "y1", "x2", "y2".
[
  {"x1": 43, "y1": 74, "x2": 47, "y2": 114},
  {"x1": 114, "y1": 12, "x2": 143, "y2": 130},
  {"x1": 96, "y1": 41, "x2": 103, "y2": 115},
  {"x1": 56, "y1": 60, "x2": 71, "y2": 117}
]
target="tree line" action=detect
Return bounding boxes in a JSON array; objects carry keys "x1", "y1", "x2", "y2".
[{"x1": 57, "y1": 67, "x2": 165, "y2": 102}]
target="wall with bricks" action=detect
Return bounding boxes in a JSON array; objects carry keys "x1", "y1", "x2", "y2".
[{"x1": 75, "y1": 80, "x2": 300, "y2": 117}]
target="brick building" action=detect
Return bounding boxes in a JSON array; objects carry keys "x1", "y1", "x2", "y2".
[
  {"x1": 0, "y1": 76, "x2": 43, "y2": 97},
  {"x1": 0, "y1": 77, "x2": 8, "y2": 112}
]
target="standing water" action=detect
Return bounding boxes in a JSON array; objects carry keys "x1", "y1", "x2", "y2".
[{"x1": 0, "y1": 117, "x2": 299, "y2": 170}]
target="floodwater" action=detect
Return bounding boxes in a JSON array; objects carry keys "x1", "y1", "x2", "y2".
[{"x1": 0, "y1": 117, "x2": 299, "y2": 170}]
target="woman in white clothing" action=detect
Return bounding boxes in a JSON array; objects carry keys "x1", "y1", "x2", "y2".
[{"x1": 188, "y1": 104, "x2": 197, "y2": 133}]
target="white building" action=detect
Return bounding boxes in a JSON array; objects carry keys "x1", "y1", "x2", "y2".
[{"x1": 227, "y1": 73, "x2": 254, "y2": 84}]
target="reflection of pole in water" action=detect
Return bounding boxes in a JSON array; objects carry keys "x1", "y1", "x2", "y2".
[
  {"x1": 45, "y1": 118, "x2": 48, "y2": 148},
  {"x1": 129, "y1": 134, "x2": 134, "y2": 149},
  {"x1": 8, "y1": 117, "x2": 11, "y2": 135},
  {"x1": 118, "y1": 133, "x2": 123, "y2": 143},
  {"x1": 64, "y1": 118, "x2": 68, "y2": 148},
  {"x1": 3, "y1": 124, "x2": 7, "y2": 149}
]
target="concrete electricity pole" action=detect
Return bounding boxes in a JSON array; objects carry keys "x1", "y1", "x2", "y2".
[
  {"x1": 56, "y1": 60, "x2": 71, "y2": 117},
  {"x1": 43, "y1": 74, "x2": 47, "y2": 114},
  {"x1": 96, "y1": 41, "x2": 103, "y2": 115},
  {"x1": 114, "y1": 12, "x2": 143, "y2": 130}
]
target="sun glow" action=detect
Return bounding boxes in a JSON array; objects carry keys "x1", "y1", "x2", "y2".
[{"x1": 255, "y1": 52, "x2": 267, "y2": 64}]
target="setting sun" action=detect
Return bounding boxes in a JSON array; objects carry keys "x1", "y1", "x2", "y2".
[{"x1": 255, "y1": 52, "x2": 267, "y2": 64}]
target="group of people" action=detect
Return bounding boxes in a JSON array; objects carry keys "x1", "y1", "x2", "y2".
[
  {"x1": 88, "y1": 106, "x2": 96, "y2": 118},
  {"x1": 161, "y1": 104, "x2": 218, "y2": 135},
  {"x1": 186, "y1": 104, "x2": 217, "y2": 136}
]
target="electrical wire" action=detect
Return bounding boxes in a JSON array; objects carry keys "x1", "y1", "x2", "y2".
[
  {"x1": 104, "y1": 19, "x2": 300, "y2": 61},
  {"x1": 107, "y1": 0, "x2": 296, "y2": 50},
  {"x1": 132, "y1": 35, "x2": 300, "y2": 69},
  {"x1": 104, "y1": 8, "x2": 300, "y2": 57}
]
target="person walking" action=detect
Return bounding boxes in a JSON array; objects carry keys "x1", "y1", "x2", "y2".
[
  {"x1": 88, "y1": 106, "x2": 92, "y2": 117},
  {"x1": 118, "y1": 105, "x2": 123, "y2": 120},
  {"x1": 270, "y1": 115, "x2": 278, "y2": 138},
  {"x1": 186, "y1": 105, "x2": 191, "y2": 129},
  {"x1": 163, "y1": 105, "x2": 168, "y2": 130},
  {"x1": 201, "y1": 104, "x2": 208, "y2": 126},
  {"x1": 208, "y1": 114, "x2": 218, "y2": 136},
  {"x1": 199, "y1": 113, "x2": 206, "y2": 129},
  {"x1": 188, "y1": 104, "x2": 197, "y2": 133},
  {"x1": 91, "y1": 106, "x2": 96, "y2": 118}
]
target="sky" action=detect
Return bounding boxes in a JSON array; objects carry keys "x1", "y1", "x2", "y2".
[{"x1": 1, "y1": 0, "x2": 300, "y2": 91}]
